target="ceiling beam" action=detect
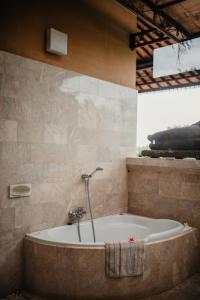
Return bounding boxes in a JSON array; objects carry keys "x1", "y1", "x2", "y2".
[
  {"x1": 138, "y1": 82, "x2": 200, "y2": 93},
  {"x1": 139, "y1": 0, "x2": 189, "y2": 37},
  {"x1": 116, "y1": 0, "x2": 181, "y2": 42},
  {"x1": 156, "y1": 0, "x2": 187, "y2": 11},
  {"x1": 136, "y1": 4, "x2": 200, "y2": 43},
  {"x1": 130, "y1": 33, "x2": 169, "y2": 49},
  {"x1": 135, "y1": 37, "x2": 169, "y2": 48},
  {"x1": 136, "y1": 75, "x2": 199, "y2": 85},
  {"x1": 137, "y1": 22, "x2": 171, "y2": 53},
  {"x1": 117, "y1": 0, "x2": 200, "y2": 91},
  {"x1": 137, "y1": 59, "x2": 153, "y2": 70}
]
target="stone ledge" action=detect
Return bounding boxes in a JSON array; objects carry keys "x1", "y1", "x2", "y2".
[
  {"x1": 142, "y1": 150, "x2": 200, "y2": 160},
  {"x1": 126, "y1": 157, "x2": 200, "y2": 170}
]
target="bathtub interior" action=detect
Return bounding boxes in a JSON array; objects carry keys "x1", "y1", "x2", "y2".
[{"x1": 26, "y1": 214, "x2": 189, "y2": 247}]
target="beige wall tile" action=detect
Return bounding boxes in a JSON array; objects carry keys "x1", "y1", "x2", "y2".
[
  {"x1": 17, "y1": 121, "x2": 44, "y2": 143},
  {"x1": 7, "y1": 98, "x2": 32, "y2": 121},
  {"x1": 0, "y1": 142, "x2": 31, "y2": 164},
  {"x1": 181, "y1": 182, "x2": 200, "y2": 201},
  {"x1": 158, "y1": 171, "x2": 185, "y2": 199},
  {"x1": 77, "y1": 145, "x2": 96, "y2": 162},
  {"x1": 77, "y1": 96, "x2": 97, "y2": 129},
  {"x1": 120, "y1": 130, "x2": 136, "y2": 147},
  {"x1": 44, "y1": 123, "x2": 68, "y2": 145},
  {"x1": 129, "y1": 177, "x2": 159, "y2": 194},
  {"x1": 96, "y1": 146, "x2": 120, "y2": 163},
  {"x1": 0, "y1": 51, "x2": 138, "y2": 295},
  {"x1": 0, "y1": 74, "x2": 20, "y2": 98},
  {"x1": 0, "y1": 96, "x2": 10, "y2": 119},
  {"x1": 0, "y1": 207, "x2": 15, "y2": 234},
  {"x1": 0, "y1": 119, "x2": 17, "y2": 142},
  {"x1": 0, "y1": 96, "x2": 32, "y2": 121},
  {"x1": 95, "y1": 129, "x2": 120, "y2": 147},
  {"x1": 30, "y1": 144, "x2": 68, "y2": 164},
  {"x1": 128, "y1": 158, "x2": 200, "y2": 230}
]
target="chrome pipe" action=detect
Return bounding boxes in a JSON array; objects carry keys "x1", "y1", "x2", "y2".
[
  {"x1": 85, "y1": 179, "x2": 96, "y2": 242},
  {"x1": 81, "y1": 167, "x2": 103, "y2": 243},
  {"x1": 77, "y1": 218, "x2": 81, "y2": 242}
]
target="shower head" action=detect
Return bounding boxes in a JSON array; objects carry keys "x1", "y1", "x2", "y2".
[
  {"x1": 89, "y1": 167, "x2": 104, "y2": 177},
  {"x1": 81, "y1": 167, "x2": 104, "y2": 180},
  {"x1": 96, "y1": 167, "x2": 104, "y2": 171}
]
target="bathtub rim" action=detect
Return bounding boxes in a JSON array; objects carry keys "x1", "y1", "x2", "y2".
[
  {"x1": 25, "y1": 229, "x2": 195, "y2": 250},
  {"x1": 25, "y1": 216, "x2": 195, "y2": 249}
]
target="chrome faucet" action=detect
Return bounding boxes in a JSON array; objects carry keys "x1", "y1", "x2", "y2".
[{"x1": 68, "y1": 207, "x2": 86, "y2": 219}]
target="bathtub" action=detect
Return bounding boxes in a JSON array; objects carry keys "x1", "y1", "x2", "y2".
[
  {"x1": 24, "y1": 214, "x2": 199, "y2": 300},
  {"x1": 26, "y1": 214, "x2": 186, "y2": 246}
]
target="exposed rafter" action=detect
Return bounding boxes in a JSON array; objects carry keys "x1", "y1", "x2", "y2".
[
  {"x1": 129, "y1": 32, "x2": 169, "y2": 49},
  {"x1": 155, "y1": 0, "x2": 187, "y2": 11},
  {"x1": 117, "y1": 0, "x2": 181, "y2": 42},
  {"x1": 137, "y1": 59, "x2": 153, "y2": 70},
  {"x1": 139, "y1": 0, "x2": 189, "y2": 37},
  {"x1": 138, "y1": 82, "x2": 200, "y2": 93},
  {"x1": 116, "y1": 0, "x2": 200, "y2": 92},
  {"x1": 137, "y1": 74, "x2": 200, "y2": 85}
]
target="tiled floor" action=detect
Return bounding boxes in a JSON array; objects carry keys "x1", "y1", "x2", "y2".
[
  {"x1": 1, "y1": 273, "x2": 200, "y2": 300},
  {"x1": 145, "y1": 273, "x2": 200, "y2": 300}
]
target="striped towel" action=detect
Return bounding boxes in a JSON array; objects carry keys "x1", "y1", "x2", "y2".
[{"x1": 105, "y1": 241, "x2": 144, "y2": 278}]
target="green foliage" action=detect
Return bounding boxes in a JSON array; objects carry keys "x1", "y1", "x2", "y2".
[{"x1": 136, "y1": 145, "x2": 150, "y2": 157}]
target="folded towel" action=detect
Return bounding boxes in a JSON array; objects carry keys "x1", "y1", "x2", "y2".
[{"x1": 105, "y1": 241, "x2": 144, "y2": 278}]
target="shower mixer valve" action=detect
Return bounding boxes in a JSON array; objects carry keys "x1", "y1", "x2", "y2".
[{"x1": 68, "y1": 207, "x2": 86, "y2": 219}]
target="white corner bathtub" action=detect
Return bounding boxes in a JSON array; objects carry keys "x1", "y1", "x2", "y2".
[
  {"x1": 24, "y1": 214, "x2": 199, "y2": 300},
  {"x1": 26, "y1": 214, "x2": 188, "y2": 247}
]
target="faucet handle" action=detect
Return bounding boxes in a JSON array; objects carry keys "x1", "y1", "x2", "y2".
[
  {"x1": 81, "y1": 174, "x2": 89, "y2": 180},
  {"x1": 77, "y1": 207, "x2": 86, "y2": 215},
  {"x1": 68, "y1": 207, "x2": 86, "y2": 219},
  {"x1": 68, "y1": 210, "x2": 76, "y2": 218}
]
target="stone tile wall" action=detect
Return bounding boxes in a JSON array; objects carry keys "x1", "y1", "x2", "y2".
[
  {"x1": 128, "y1": 158, "x2": 200, "y2": 230},
  {"x1": 0, "y1": 51, "x2": 137, "y2": 295}
]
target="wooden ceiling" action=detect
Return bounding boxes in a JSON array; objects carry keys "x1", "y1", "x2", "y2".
[{"x1": 117, "y1": 0, "x2": 200, "y2": 92}]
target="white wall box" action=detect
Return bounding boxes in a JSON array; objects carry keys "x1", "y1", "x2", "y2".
[{"x1": 46, "y1": 28, "x2": 68, "y2": 56}]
